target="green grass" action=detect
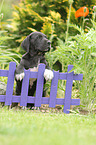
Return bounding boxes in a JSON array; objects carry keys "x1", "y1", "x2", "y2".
[{"x1": 0, "y1": 108, "x2": 96, "y2": 145}]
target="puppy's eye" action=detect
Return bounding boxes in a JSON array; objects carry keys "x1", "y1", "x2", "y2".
[
  {"x1": 38, "y1": 35, "x2": 42, "y2": 39},
  {"x1": 29, "y1": 35, "x2": 32, "y2": 40}
]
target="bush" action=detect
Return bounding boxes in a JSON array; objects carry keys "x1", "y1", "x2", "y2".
[
  {"x1": 5, "y1": 0, "x2": 75, "y2": 49},
  {"x1": 4, "y1": 0, "x2": 96, "y2": 50},
  {"x1": 46, "y1": 22, "x2": 96, "y2": 109},
  {"x1": 0, "y1": 31, "x2": 22, "y2": 67}
]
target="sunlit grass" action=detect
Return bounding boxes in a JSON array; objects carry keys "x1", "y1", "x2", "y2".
[{"x1": 0, "y1": 108, "x2": 96, "y2": 145}]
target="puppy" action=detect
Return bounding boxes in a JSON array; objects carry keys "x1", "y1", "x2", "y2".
[{"x1": 15, "y1": 32, "x2": 54, "y2": 108}]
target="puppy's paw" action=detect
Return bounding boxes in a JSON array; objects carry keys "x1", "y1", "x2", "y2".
[
  {"x1": 15, "y1": 72, "x2": 25, "y2": 81},
  {"x1": 44, "y1": 69, "x2": 54, "y2": 81}
]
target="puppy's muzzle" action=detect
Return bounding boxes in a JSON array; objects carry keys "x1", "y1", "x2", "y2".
[
  {"x1": 47, "y1": 40, "x2": 51, "y2": 45},
  {"x1": 47, "y1": 40, "x2": 51, "y2": 51}
]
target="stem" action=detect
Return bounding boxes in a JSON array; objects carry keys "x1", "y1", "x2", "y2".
[
  {"x1": 82, "y1": 16, "x2": 84, "y2": 31},
  {"x1": 0, "y1": 0, "x2": 4, "y2": 29},
  {"x1": 0, "y1": 0, "x2": 4, "y2": 13},
  {"x1": 65, "y1": 3, "x2": 72, "y2": 42},
  {"x1": 93, "y1": 13, "x2": 95, "y2": 21}
]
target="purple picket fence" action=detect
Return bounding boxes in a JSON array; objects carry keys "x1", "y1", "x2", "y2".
[{"x1": 0, "y1": 62, "x2": 83, "y2": 114}]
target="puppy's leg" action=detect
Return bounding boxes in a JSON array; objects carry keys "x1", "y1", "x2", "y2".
[
  {"x1": 15, "y1": 64, "x2": 25, "y2": 81},
  {"x1": 15, "y1": 64, "x2": 25, "y2": 95},
  {"x1": 16, "y1": 80, "x2": 23, "y2": 95},
  {"x1": 27, "y1": 80, "x2": 37, "y2": 109},
  {"x1": 13, "y1": 64, "x2": 24, "y2": 108},
  {"x1": 43, "y1": 79, "x2": 46, "y2": 97},
  {"x1": 11, "y1": 80, "x2": 23, "y2": 108},
  {"x1": 27, "y1": 79, "x2": 46, "y2": 109}
]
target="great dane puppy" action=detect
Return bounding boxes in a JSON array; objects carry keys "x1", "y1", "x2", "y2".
[{"x1": 15, "y1": 32, "x2": 54, "y2": 108}]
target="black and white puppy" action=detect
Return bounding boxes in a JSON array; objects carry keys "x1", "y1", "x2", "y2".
[{"x1": 15, "y1": 32, "x2": 54, "y2": 108}]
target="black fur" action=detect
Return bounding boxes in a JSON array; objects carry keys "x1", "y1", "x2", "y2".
[{"x1": 15, "y1": 32, "x2": 51, "y2": 108}]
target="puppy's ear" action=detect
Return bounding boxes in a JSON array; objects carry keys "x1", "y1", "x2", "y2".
[{"x1": 21, "y1": 36, "x2": 30, "y2": 52}]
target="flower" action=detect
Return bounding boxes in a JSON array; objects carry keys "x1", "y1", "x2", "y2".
[{"x1": 75, "y1": 7, "x2": 89, "y2": 18}]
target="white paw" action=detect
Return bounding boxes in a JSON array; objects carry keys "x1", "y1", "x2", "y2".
[
  {"x1": 15, "y1": 72, "x2": 25, "y2": 81},
  {"x1": 44, "y1": 69, "x2": 54, "y2": 81}
]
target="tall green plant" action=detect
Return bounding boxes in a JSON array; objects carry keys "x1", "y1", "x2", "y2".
[
  {"x1": 0, "y1": 31, "x2": 22, "y2": 69},
  {"x1": 0, "y1": 6, "x2": 21, "y2": 69},
  {"x1": 66, "y1": 0, "x2": 74, "y2": 41},
  {"x1": 46, "y1": 25, "x2": 96, "y2": 109}
]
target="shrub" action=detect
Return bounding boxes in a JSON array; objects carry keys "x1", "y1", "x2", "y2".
[
  {"x1": 5, "y1": 0, "x2": 75, "y2": 49},
  {"x1": 46, "y1": 22, "x2": 96, "y2": 109},
  {"x1": 5, "y1": 0, "x2": 96, "y2": 49}
]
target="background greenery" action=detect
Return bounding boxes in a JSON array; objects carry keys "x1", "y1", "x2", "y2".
[
  {"x1": 0, "y1": 0, "x2": 96, "y2": 112},
  {"x1": 2, "y1": 0, "x2": 96, "y2": 49}
]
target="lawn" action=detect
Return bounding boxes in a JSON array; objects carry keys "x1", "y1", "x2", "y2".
[{"x1": 0, "y1": 108, "x2": 96, "y2": 145}]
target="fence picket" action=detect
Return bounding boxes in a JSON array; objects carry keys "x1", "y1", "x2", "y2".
[
  {"x1": 49, "y1": 70, "x2": 59, "y2": 108},
  {"x1": 5, "y1": 62, "x2": 16, "y2": 106},
  {"x1": 63, "y1": 65, "x2": 74, "y2": 114},
  {"x1": 20, "y1": 69, "x2": 30, "y2": 106},
  {"x1": 35, "y1": 64, "x2": 45, "y2": 107}
]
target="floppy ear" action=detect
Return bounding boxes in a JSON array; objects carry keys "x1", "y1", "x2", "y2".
[{"x1": 21, "y1": 36, "x2": 30, "y2": 52}]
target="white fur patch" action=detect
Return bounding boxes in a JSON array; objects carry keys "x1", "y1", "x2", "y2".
[
  {"x1": 44, "y1": 69, "x2": 54, "y2": 81},
  {"x1": 29, "y1": 67, "x2": 38, "y2": 86},
  {"x1": 15, "y1": 72, "x2": 25, "y2": 81},
  {"x1": 30, "y1": 67, "x2": 38, "y2": 72},
  {"x1": 15, "y1": 67, "x2": 54, "y2": 83}
]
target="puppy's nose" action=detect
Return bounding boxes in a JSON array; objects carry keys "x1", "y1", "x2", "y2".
[{"x1": 47, "y1": 41, "x2": 51, "y2": 45}]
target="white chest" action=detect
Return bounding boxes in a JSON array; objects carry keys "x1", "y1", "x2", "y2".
[{"x1": 29, "y1": 66, "x2": 38, "y2": 87}]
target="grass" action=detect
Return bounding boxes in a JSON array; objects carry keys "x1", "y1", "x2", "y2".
[{"x1": 0, "y1": 108, "x2": 96, "y2": 145}]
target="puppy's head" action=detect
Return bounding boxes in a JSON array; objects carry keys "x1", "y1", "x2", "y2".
[{"x1": 21, "y1": 32, "x2": 51, "y2": 56}]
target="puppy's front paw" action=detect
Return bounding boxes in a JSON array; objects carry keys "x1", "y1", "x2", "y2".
[
  {"x1": 44, "y1": 69, "x2": 54, "y2": 81},
  {"x1": 15, "y1": 72, "x2": 25, "y2": 81}
]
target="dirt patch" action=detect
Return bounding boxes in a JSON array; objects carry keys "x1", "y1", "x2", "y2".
[{"x1": 1, "y1": 103, "x2": 96, "y2": 115}]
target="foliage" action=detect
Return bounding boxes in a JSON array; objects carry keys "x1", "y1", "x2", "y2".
[
  {"x1": 0, "y1": 0, "x2": 22, "y2": 69},
  {"x1": 0, "y1": 0, "x2": 19, "y2": 22},
  {"x1": 0, "y1": 30, "x2": 21, "y2": 84},
  {"x1": 1, "y1": 0, "x2": 96, "y2": 50},
  {"x1": 46, "y1": 22, "x2": 96, "y2": 109},
  {"x1": 0, "y1": 31, "x2": 21, "y2": 69},
  {"x1": 0, "y1": 0, "x2": 95, "y2": 51},
  {"x1": 4, "y1": 0, "x2": 74, "y2": 50}
]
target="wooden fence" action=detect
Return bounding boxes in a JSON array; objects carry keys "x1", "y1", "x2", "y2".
[{"x1": 0, "y1": 62, "x2": 83, "y2": 113}]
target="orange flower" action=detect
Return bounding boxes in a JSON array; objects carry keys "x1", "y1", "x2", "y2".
[{"x1": 75, "y1": 7, "x2": 89, "y2": 18}]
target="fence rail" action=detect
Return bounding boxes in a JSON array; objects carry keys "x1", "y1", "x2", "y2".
[{"x1": 0, "y1": 62, "x2": 83, "y2": 114}]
